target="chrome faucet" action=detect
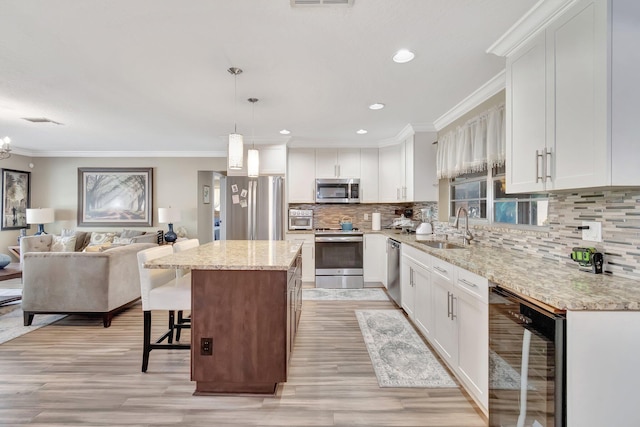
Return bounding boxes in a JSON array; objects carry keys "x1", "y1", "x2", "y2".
[{"x1": 453, "y1": 207, "x2": 474, "y2": 246}]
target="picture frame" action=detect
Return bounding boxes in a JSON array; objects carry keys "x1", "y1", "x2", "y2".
[
  {"x1": 78, "y1": 167, "x2": 153, "y2": 227},
  {"x1": 1, "y1": 168, "x2": 31, "y2": 230},
  {"x1": 203, "y1": 185, "x2": 211, "y2": 204}
]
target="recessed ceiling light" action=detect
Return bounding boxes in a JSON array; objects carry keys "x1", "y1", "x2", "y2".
[
  {"x1": 280, "y1": 129, "x2": 291, "y2": 135},
  {"x1": 356, "y1": 129, "x2": 368, "y2": 135},
  {"x1": 369, "y1": 103, "x2": 385, "y2": 110},
  {"x1": 393, "y1": 49, "x2": 415, "y2": 63}
]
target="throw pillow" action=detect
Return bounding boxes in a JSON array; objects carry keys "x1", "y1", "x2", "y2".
[
  {"x1": 120, "y1": 229, "x2": 144, "y2": 238},
  {"x1": 83, "y1": 244, "x2": 109, "y2": 253},
  {"x1": 51, "y1": 235, "x2": 77, "y2": 252},
  {"x1": 113, "y1": 236, "x2": 134, "y2": 245},
  {"x1": 61, "y1": 228, "x2": 75, "y2": 238},
  {"x1": 89, "y1": 232, "x2": 116, "y2": 245}
]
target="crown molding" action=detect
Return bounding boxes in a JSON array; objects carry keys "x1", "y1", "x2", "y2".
[
  {"x1": 28, "y1": 150, "x2": 228, "y2": 158},
  {"x1": 433, "y1": 70, "x2": 505, "y2": 131},
  {"x1": 486, "y1": 0, "x2": 577, "y2": 57}
]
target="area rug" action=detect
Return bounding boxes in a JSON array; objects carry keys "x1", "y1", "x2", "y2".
[
  {"x1": 355, "y1": 309, "x2": 457, "y2": 388},
  {"x1": 0, "y1": 292, "x2": 66, "y2": 345},
  {"x1": 302, "y1": 288, "x2": 389, "y2": 301}
]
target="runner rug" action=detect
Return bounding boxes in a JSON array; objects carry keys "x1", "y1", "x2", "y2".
[
  {"x1": 302, "y1": 288, "x2": 389, "y2": 301},
  {"x1": 355, "y1": 309, "x2": 457, "y2": 388}
]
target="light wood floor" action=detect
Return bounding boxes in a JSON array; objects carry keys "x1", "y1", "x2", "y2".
[{"x1": 0, "y1": 293, "x2": 486, "y2": 426}]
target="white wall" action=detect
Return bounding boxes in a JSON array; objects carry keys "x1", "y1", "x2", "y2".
[{"x1": 0, "y1": 156, "x2": 227, "y2": 258}]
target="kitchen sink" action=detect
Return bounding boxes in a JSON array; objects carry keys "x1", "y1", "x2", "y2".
[{"x1": 417, "y1": 241, "x2": 466, "y2": 250}]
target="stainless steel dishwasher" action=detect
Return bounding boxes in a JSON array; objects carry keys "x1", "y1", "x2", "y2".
[{"x1": 386, "y1": 239, "x2": 401, "y2": 305}]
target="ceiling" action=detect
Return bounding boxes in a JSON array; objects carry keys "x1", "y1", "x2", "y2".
[{"x1": 0, "y1": 0, "x2": 536, "y2": 157}]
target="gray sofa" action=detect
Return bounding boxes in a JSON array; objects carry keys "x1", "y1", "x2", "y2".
[{"x1": 21, "y1": 233, "x2": 158, "y2": 327}]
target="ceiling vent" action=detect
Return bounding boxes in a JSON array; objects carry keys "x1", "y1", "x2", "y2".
[
  {"x1": 22, "y1": 117, "x2": 64, "y2": 125},
  {"x1": 291, "y1": 0, "x2": 353, "y2": 6}
]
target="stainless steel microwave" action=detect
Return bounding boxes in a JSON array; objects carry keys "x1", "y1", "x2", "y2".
[{"x1": 315, "y1": 178, "x2": 360, "y2": 204}]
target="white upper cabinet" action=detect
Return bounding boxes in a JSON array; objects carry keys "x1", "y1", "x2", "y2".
[
  {"x1": 378, "y1": 132, "x2": 438, "y2": 202},
  {"x1": 359, "y1": 148, "x2": 379, "y2": 203},
  {"x1": 315, "y1": 148, "x2": 361, "y2": 178},
  {"x1": 378, "y1": 143, "x2": 403, "y2": 202},
  {"x1": 504, "y1": 0, "x2": 640, "y2": 192},
  {"x1": 506, "y1": 33, "x2": 548, "y2": 193},
  {"x1": 287, "y1": 148, "x2": 316, "y2": 203},
  {"x1": 409, "y1": 132, "x2": 438, "y2": 202},
  {"x1": 227, "y1": 144, "x2": 287, "y2": 176}
]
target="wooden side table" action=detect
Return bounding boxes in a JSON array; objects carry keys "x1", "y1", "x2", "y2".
[
  {"x1": 8, "y1": 245, "x2": 20, "y2": 261},
  {"x1": 0, "y1": 263, "x2": 22, "y2": 306}
]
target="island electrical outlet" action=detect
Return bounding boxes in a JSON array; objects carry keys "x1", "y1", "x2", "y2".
[{"x1": 201, "y1": 337, "x2": 213, "y2": 356}]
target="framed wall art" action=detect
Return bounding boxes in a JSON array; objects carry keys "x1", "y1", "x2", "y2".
[
  {"x1": 1, "y1": 168, "x2": 31, "y2": 230},
  {"x1": 203, "y1": 185, "x2": 211, "y2": 204},
  {"x1": 78, "y1": 167, "x2": 153, "y2": 227}
]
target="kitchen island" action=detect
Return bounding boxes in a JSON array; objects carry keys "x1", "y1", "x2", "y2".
[{"x1": 145, "y1": 240, "x2": 303, "y2": 395}]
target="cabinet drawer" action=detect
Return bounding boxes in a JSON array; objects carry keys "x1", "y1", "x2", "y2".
[
  {"x1": 402, "y1": 244, "x2": 431, "y2": 269},
  {"x1": 455, "y1": 268, "x2": 488, "y2": 303},
  {"x1": 431, "y1": 257, "x2": 454, "y2": 282}
]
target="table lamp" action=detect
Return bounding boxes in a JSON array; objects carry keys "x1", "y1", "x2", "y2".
[
  {"x1": 26, "y1": 208, "x2": 55, "y2": 235},
  {"x1": 158, "y1": 207, "x2": 181, "y2": 243}
]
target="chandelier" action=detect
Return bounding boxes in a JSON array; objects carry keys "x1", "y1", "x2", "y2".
[
  {"x1": 0, "y1": 137, "x2": 11, "y2": 160},
  {"x1": 247, "y1": 98, "x2": 260, "y2": 178}
]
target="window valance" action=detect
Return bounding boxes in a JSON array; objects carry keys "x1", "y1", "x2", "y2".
[{"x1": 436, "y1": 104, "x2": 505, "y2": 179}]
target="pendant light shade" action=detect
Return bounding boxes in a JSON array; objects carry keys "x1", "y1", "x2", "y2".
[
  {"x1": 227, "y1": 67, "x2": 243, "y2": 170},
  {"x1": 247, "y1": 148, "x2": 260, "y2": 177},
  {"x1": 228, "y1": 133, "x2": 244, "y2": 170},
  {"x1": 247, "y1": 97, "x2": 260, "y2": 178}
]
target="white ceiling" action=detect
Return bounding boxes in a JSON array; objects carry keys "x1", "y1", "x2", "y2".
[{"x1": 0, "y1": 0, "x2": 536, "y2": 157}]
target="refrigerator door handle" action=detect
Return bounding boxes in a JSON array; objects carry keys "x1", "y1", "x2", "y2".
[{"x1": 252, "y1": 180, "x2": 258, "y2": 240}]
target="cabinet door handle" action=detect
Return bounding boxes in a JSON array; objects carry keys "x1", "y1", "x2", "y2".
[
  {"x1": 402, "y1": 186, "x2": 407, "y2": 199},
  {"x1": 535, "y1": 149, "x2": 543, "y2": 183},
  {"x1": 434, "y1": 266, "x2": 447, "y2": 274},
  {"x1": 451, "y1": 295, "x2": 457, "y2": 320},
  {"x1": 410, "y1": 268, "x2": 414, "y2": 286},
  {"x1": 397, "y1": 188, "x2": 400, "y2": 200},
  {"x1": 447, "y1": 291, "x2": 452, "y2": 318},
  {"x1": 545, "y1": 148, "x2": 552, "y2": 181},
  {"x1": 458, "y1": 278, "x2": 478, "y2": 288}
]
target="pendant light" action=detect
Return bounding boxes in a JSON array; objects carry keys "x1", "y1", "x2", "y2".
[
  {"x1": 227, "y1": 67, "x2": 243, "y2": 170},
  {"x1": 247, "y1": 97, "x2": 260, "y2": 178}
]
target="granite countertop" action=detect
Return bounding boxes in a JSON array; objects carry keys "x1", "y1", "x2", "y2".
[
  {"x1": 144, "y1": 240, "x2": 302, "y2": 271},
  {"x1": 376, "y1": 230, "x2": 640, "y2": 311}
]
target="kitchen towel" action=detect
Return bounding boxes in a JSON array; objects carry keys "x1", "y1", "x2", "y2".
[{"x1": 372, "y1": 212, "x2": 381, "y2": 231}]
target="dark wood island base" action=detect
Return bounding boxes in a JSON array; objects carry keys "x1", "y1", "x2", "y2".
[{"x1": 190, "y1": 251, "x2": 302, "y2": 395}]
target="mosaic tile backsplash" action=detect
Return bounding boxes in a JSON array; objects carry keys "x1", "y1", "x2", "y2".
[
  {"x1": 289, "y1": 202, "x2": 438, "y2": 231},
  {"x1": 292, "y1": 188, "x2": 640, "y2": 280}
]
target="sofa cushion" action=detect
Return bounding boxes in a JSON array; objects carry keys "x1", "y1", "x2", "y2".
[
  {"x1": 113, "y1": 236, "x2": 134, "y2": 245},
  {"x1": 51, "y1": 235, "x2": 77, "y2": 252},
  {"x1": 120, "y1": 229, "x2": 145, "y2": 238},
  {"x1": 89, "y1": 232, "x2": 116, "y2": 245}
]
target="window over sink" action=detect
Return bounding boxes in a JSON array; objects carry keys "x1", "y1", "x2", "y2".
[{"x1": 450, "y1": 166, "x2": 548, "y2": 227}]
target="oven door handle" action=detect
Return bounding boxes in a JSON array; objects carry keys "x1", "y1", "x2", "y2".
[{"x1": 315, "y1": 236, "x2": 363, "y2": 242}]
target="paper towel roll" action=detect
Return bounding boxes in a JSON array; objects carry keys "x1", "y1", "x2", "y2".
[{"x1": 372, "y1": 212, "x2": 381, "y2": 231}]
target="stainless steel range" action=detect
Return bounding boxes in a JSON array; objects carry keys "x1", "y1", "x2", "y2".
[{"x1": 314, "y1": 228, "x2": 363, "y2": 288}]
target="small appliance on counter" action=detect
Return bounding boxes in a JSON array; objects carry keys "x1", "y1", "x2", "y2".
[
  {"x1": 415, "y1": 207, "x2": 433, "y2": 235},
  {"x1": 288, "y1": 209, "x2": 313, "y2": 230},
  {"x1": 570, "y1": 247, "x2": 603, "y2": 274}
]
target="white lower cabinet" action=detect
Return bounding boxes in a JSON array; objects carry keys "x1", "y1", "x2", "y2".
[
  {"x1": 285, "y1": 233, "x2": 315, "y2": 282},
  {"x1": 454, "y1": 268, "x2": 488, "y2": 411},
  {"x1": 401, "y1": 244, "x2": 489, "y2": 414},
  {"x1": 363, "y1": 234, "x2": 387, "y2": 285}
]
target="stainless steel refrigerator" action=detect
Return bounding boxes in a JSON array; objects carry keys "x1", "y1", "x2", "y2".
[{"x1": 220, "y1": 175, "x2": 285, "y2": 240}]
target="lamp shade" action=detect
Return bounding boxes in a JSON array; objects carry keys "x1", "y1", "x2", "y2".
[
  {"x1": 247, "y1": 148, "x2": 260, "y2": 178},
  {"x1": 228, "y1": 133, "x2": 244, "y2": 170},
  {"x1": 26, "y1": 208, "x2": 54, "y2": 224},
  {"x1": 158, "y1": 207, "x2": 181, "y2": 224}
]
